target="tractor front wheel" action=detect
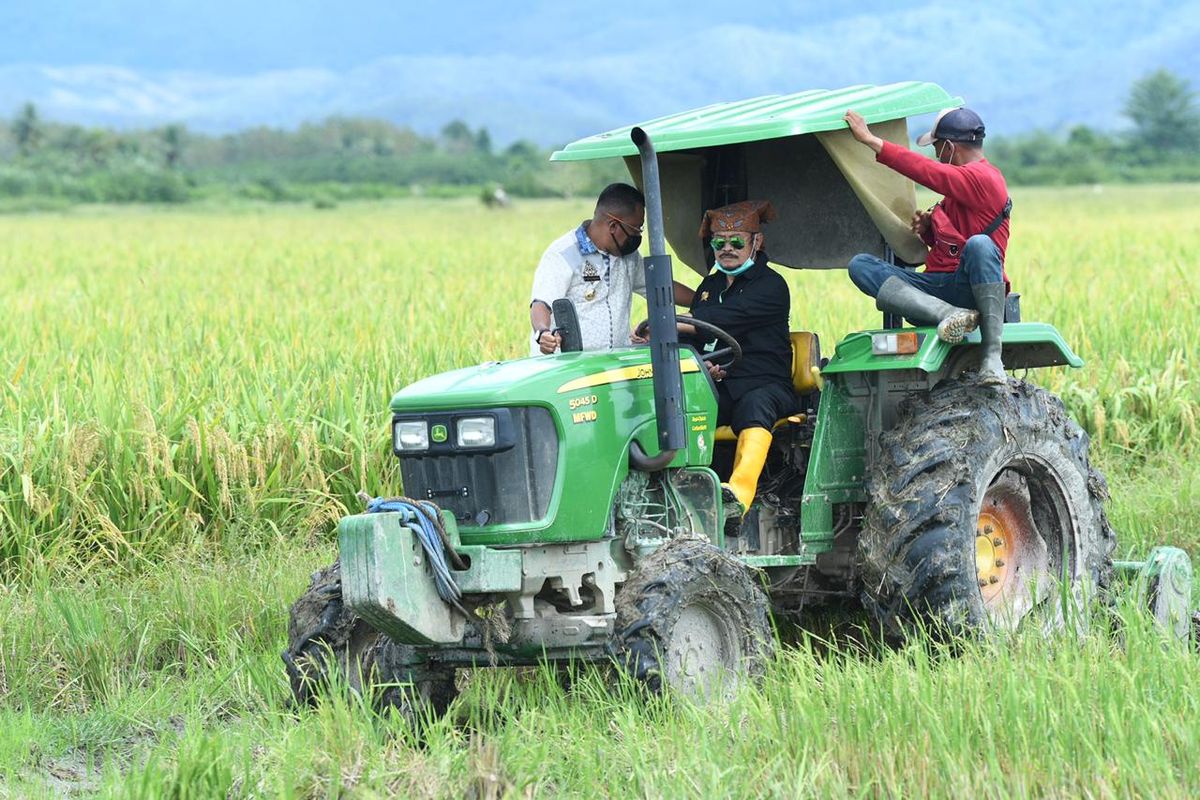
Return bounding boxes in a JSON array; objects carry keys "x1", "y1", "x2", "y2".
[
  {"x1": 283, "y1": 560, "x2": 456, "y2": 721},
  {"x1": 613, "y1": 537, "x2": 774, "y2": 698},
  {"x1": 859, "y1": 377, "x2": 1116, "y2": 639}
]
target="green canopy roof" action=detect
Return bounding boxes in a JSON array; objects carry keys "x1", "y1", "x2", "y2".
[{"x1": 550, "y1": 82, "x2": 962, "y2": 162}]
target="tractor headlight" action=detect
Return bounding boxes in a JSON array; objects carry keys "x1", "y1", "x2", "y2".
[
  {"x1": 456, "y1": 416, "x2": 496, "y2": 448},
  {"x1": 394, "y1": 420, "x2": 429, "y2": 452}
]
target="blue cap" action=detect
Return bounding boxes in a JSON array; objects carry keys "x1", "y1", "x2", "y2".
[{"x1": 916, "y1": 107, "x2": 987, "y2": 146}]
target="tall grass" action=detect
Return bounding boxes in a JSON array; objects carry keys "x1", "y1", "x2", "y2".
[
  {"x1": 0, "y1": 200, "x2": 562, "y2": 577},
  {"x1": 3, "y1": 540, "x2": 1199, "y2": 797},
  {"x1": 1, "y1": 188, "x2": 1198, "y2": 579}
]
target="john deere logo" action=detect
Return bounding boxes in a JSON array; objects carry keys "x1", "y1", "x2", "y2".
[{"x1": 431, "y1": 424, "x2": 448, "y2": 443}]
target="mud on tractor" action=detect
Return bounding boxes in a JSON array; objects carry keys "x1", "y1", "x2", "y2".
[{"x1": 284, "y1": 83, "x2": 1194, "y2": 712}]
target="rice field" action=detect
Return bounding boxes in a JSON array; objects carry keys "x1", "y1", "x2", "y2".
[{"x1": 1, "y1": 184, "x2": 1199, "y2": 797}]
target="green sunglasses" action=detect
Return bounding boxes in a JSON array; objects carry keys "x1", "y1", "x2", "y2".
[{"x1": 710, "y1": 235, "x2": 750, "y2": 250}]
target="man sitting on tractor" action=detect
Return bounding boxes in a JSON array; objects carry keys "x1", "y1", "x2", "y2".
[
  {"x1": 529, "y1": 182, "x2": 693, "y2": 355},
  {"x1": 842, "y1": 107, "x2": 1011, "y2": 384},
  {"x1": 681, "y1": 200, "x2": 795, "y2": 518}
]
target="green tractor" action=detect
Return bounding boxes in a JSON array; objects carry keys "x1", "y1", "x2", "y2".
[{"x1": 284, "y1": 83, "x2": 1194, "y2": 710}]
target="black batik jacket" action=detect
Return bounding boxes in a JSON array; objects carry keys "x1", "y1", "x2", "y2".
[{"x1": 684, "y1": 253, "x2": 793, "y2": 402}]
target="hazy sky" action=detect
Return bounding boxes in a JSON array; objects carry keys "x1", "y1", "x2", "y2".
[
  {"x1": 2, "y1": 1, "x2": 1198, "y2": 143},
  {"x1": 1, "y1": 2, "x2": 898, "y2": 70}
]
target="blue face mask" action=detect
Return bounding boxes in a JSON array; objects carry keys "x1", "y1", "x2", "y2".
[{"x1": 716, "y1": 256, "x2": 755, "y2": 276}]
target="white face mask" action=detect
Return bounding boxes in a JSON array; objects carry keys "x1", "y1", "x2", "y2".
[
  {"x1": 713, "y1": 233, "x2": 759, "y2": 276},
  {"x1": 715, "y1": 255, "x2": 755, "y2": 276},
  {"x1": 937, "y1": 140, "x2": 956, "y2": 164}
]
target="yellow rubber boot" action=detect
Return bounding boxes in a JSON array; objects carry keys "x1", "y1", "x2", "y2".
[{"x1": 724, "y1": 427, "x2": 773, "y2": 513}]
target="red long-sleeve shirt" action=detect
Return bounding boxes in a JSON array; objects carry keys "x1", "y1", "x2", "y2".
[{"x1": 877, "y1": 140, "x2": 1010, "y2": 284}]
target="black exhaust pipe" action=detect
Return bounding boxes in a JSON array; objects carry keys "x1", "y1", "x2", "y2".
[{"x1": 629, "y1": 126, "x2": 685, "y2": 472}]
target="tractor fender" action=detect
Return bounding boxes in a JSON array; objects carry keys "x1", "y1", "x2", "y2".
[{"x1": 822, "y1": 322, "x2": 1083, "y2": 376}]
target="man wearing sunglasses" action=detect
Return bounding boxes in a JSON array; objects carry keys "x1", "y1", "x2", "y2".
[
  {"x1": 529, "y1": 182, "x2": 694, "y2": 355},
  {"x1": 683, "y1": 200, "x2": 794, "y2": 520},
  {"x1": 843, "y1": 107, "x2": 1011, "y2": 384}
]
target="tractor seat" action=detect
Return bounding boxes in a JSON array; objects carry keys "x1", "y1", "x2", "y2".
[{"x1": 714, "y1": 331, "x2": 821, "y2": 442}]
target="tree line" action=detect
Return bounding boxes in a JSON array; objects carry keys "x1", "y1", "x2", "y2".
[
  {"x1": 989, "y1": 69, "x2": 1200, "y2": 184},
  {"x1": 0, "y1": 110, "x2": 625, "y2": 208},
  {"x1": 0, "y1": 69, "x2": 1196, "y2": 208}
]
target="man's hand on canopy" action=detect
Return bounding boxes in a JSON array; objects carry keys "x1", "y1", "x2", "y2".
[{"x1": 844, "y1": 110, "x2": 884, "y2": 153}]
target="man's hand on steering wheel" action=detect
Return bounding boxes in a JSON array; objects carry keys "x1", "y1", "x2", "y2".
[{"x1": 633, "y1": 315, "x2": 742, "y2": 372}]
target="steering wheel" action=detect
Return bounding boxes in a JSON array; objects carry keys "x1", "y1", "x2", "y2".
[{"x1": 635, "y1": 315, "x2": 743, "y2": 370}]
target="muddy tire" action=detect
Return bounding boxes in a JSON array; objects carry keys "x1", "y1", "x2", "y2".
[
  {"x1": 859, "y1": 377, "x2": 1116, "y2": 639},
  {"x1": 613, "y1": 537, "x2": 774, "y2": 698},
  {"x1": 283, "y1": 561, "x2": 456, "y2": 720}
]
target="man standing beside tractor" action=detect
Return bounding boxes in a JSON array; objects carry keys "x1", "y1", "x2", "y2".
[
  {"x1": 682, "y1": 200, "x2": 795, "y2": 520},
  {"x1": 529, "y1": 182, "x2": 693, "y2": 355},
  {"x1": 843, "y1": 107, "x2": 1011, "y2": 384}
]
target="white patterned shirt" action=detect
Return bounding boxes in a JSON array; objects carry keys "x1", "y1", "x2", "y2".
[{"x1": 529, "y1": 223, "x2": 645, "y2": 355}]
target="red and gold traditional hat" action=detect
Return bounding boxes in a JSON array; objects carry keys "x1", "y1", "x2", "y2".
[{"x1": 698, "y1": 200, "x2": 777, "y2": 239}]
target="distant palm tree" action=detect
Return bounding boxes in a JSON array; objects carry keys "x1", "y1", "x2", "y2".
[
  {"x1": 13, "y1": 102, "x2": 42, "y2": 157},
  {"x1": 162, "y1": 124, "x2": 186, "y2": 169}
]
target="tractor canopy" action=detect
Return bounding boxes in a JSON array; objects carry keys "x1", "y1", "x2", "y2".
[{"x1": 551, "y1": 82, "x2": 963, "y2": 276}]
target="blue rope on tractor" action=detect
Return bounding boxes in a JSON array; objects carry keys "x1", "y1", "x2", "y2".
[{"x1": 364, "y1": 496, "x2": 466, "y2": 614}]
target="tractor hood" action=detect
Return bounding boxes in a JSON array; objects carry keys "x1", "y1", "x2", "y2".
[
  {"x1": 390, "y1": 348, "x2": 703, "y2": 413},
  {"x1": 551, "y1": 82, "x2": 962, "y2": 274},
  {"x1": 386, "y1": 348, "x2": 717, "y2": 547}
]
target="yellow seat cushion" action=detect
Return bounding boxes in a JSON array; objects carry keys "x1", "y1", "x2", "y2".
[
  {"x1": 791, "y1": 331, "x2": 820, "y2": 394},
  {"x1": 711, "y1": 333, "x2": 820, "y2": 443}
]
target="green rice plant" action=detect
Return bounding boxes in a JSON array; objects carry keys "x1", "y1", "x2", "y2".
[{"x1": 115, "y1": 730, "x2": 239, "y2": 800}]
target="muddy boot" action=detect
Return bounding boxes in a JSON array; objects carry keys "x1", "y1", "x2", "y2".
[
  {"x1": 720, "y1": 487, "x2": 744, "y2": 540},
  {"x1": 972, "y1": 282, "x2": 1007, "y2": 384},
  {"x1": 875, "y1": 277, "x2": 979, "y2": 343}
]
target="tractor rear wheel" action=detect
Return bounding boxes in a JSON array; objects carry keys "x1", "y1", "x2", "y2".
[
  {"x1": 283, "y1": 560, "x2": 456, "y2": 720},
  {"x1": 613, "y1": 537, "x2": 774, "y2": 698},
  {"x1": 859, "y1": 377, "x2": 1116, "y2": 639}
]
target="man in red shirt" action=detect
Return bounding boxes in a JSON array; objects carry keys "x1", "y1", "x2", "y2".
[{"x1": 843, "y1": 107, "x2": 1010, "y2": 384}]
